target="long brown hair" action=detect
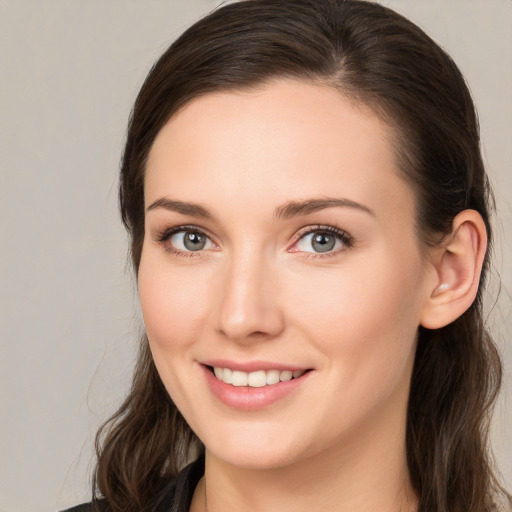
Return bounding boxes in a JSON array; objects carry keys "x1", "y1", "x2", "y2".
[{"x1": 93, "y1": 1, "x2": 510, "y2": 510}]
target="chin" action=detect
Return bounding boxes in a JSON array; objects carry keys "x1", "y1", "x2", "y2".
[
  {"x1": 211, "y1": 445, "x2": 300, "y2": 471},
  {"x1": 201, "y1": 423, "x2": 311, "y2": 470}
]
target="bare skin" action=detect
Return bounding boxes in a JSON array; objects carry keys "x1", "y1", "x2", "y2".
[{"x1": 139, "y1": 80, "x2": 486, "y2": 512}]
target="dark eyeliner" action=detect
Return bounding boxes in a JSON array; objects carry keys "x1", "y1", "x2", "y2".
[
  {"x1": 297, "y1": 224, "x2": 353, "y2": 247},
  {"x1": 292, "y1": 224, "x2": 354, "y2": 259},
  {"x1": 153, "y1": 224, "x2": 211, "y2": 257},
  {"x1": 154, "y1": 224, "x2": 204, "y2": 243}
]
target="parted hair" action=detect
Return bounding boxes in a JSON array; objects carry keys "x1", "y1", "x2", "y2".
[{"x1": 93, "y1": 1, "x2": 510, "y2": 511}]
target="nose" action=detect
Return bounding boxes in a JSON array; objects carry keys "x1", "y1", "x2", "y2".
[{"x1": 214, "y1": 251, "x2": 285, "y2": 343}]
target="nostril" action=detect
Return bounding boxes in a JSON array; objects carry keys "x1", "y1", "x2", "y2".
[{"x1": 249, "y1": 331, "x2": 267, "y2": 337}]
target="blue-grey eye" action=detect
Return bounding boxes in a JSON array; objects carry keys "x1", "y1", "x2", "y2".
[
  {"x1": 296, "y1": 231, "x2": 343, "y2": 253},
  {"x1": 170, "y1": 230, "x2": 213, "y2": 251}
]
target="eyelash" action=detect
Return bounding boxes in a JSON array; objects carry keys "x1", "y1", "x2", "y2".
[
  {"x1": 155, "y1": 225, "x2": 214, "y2": 259},
  {"x1": 293, "y1": 224, "x2": 354, "y2": 259},
  {"x1": 154, "y1": 224, "x2": 354, "y2": 259}
]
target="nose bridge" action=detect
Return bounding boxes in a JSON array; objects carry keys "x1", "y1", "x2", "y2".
[{"x1": 215, "y1": 245, "x2": 283, "y2": 341}]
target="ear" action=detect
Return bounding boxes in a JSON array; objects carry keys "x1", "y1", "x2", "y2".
[{"x1": 420, "y1": 210, "x2": 488, "y2": 329}]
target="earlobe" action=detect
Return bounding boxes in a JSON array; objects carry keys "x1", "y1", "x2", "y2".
[{"x1": 420, "y1": 210, "x2": 487, "y2": 329}]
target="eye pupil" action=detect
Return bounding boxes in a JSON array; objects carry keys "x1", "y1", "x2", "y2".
[
  {"x1": 184, "y1": 231, "x2": 206, "y2": 251},
  {"x1": 312, "y1": 232, "x2": 336, "y2": 253}
]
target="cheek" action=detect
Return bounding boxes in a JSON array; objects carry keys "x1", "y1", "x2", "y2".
[
  {"x1": 288, "y1": 251, "x2": 424, "y2": 388},
  {"x1": 137, "y1": 252, "x2": 215, "y2": 418},
  {"x1": 137, "y1": 253, "x2": 211, "y2": 353}
]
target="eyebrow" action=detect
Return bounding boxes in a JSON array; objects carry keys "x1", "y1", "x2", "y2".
[
  {"x1": 274, "y1": 197, "x2": 375, "y2": 219},
  {"x1": 146, "y1": 196, "x2": 374, "y2": 220},
  {"x1": 146, "y1": 198, "x2": 213, "y2": 219}
]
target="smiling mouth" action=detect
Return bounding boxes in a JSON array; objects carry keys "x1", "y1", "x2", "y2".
[{"x1": 208, "y1": 366, "x2": 309, "y2": 388}]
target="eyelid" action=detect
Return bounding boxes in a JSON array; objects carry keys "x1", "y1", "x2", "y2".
[
  {"x1": 153, "y1": 223, "x2": 353, "y2": 259},
  {"x1": 153, "y1": 224, "x2": 218, "y2": 257},
  {"x1": 289, "y1": 224, "x2": 353, "y2": 257}
]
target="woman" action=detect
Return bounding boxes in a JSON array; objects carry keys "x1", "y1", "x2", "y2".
[{"x1": 65, "y1": 0, "x2": 510, "y2": 511}]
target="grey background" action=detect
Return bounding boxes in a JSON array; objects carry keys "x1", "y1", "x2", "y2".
[{"x1": 0, "y1": 1, "x2": 510, "y2": 511}]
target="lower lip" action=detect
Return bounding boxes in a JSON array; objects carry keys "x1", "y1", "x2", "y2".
[{"x1": 201, "y1": 365, "x2": 312, "y2": 411}]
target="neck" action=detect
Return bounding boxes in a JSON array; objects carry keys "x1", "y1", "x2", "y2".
[{"x1": 191, "y1": 415, "x2": 418, "y2": 512}]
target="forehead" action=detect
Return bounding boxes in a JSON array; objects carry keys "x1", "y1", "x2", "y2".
[{"x1": 145, "y1": 80, "x2": 415, "y2": 225}]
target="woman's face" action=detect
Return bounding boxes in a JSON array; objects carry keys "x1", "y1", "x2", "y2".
[{"x1": 139, "y1": 80, "x2": 436, "y2": 470}]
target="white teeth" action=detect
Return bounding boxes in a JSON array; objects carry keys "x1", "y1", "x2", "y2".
[
  {"x1": 232, "y1": 370, "x2": 248, "y2": 387},
  {"x1": 223, "y1": 367, "x2": 233, "y2": 384},
  {"x1": 266, "y1": 369, "x2": 280, "y2": 385},
  {"x1": 212, "y1": 366, "x2": 307, "y2": 387},
  {"x1": 248, "y1": 370, "x2": 267, "y2": 388},
  {"x1": 280, "y1": 370, "x2": 293, "y2": 382}
]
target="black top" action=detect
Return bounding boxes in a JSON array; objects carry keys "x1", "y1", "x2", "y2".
[{"x1": 61, "y1": 455, "x2": 205, "y2": 512}]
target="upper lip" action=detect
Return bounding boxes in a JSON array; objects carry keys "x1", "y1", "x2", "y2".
[{"x1": 201, "y1": 359, "x2": 311, "y2": 373}]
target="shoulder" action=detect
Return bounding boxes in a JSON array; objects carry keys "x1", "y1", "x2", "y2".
[
  {"x1": 59, "y1": 455, "x2": 204, "y2": 512},
  {"x1": 154, "y1": 454, "x2": 205, "y2": 511}
]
